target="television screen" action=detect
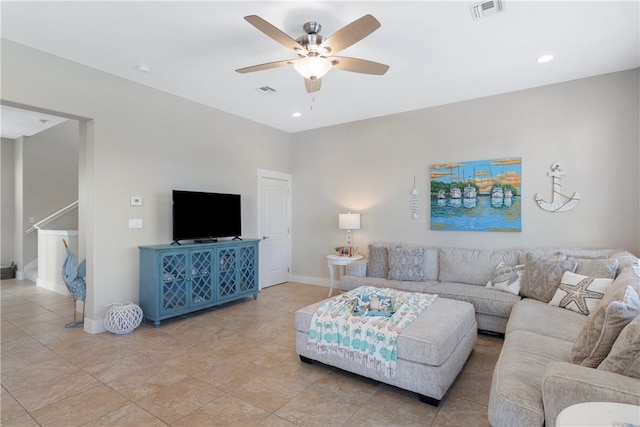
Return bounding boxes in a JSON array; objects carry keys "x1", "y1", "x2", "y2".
[{"x1": 172, "y1": 190, "x2": 241, "y2": 242}]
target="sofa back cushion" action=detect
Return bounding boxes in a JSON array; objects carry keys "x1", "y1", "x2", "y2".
[
  {"x1": 597, "y1": 314, "x2": 640, "y2": 379},
  {"x1": 366, "y1": 245, "x2": 389, "y2": 278},
  {"x1": 572, "y1": 267, "x2": 640, "y2": 367},
  {"x1": 610, "y1": 251, "x2": 640, "y2": 276},
  {"x1": 438, "y1": 247, "x2": 520, "y2": 286},
  {"x1": 366, "y1": 242, "x2": 439, "y2": 281},
  {"x1": 520, "y1": 247, "x2": 620, "y2": 261},
  {"x1": 572, "y1": 258, "x2": 618, "y2": 279}
]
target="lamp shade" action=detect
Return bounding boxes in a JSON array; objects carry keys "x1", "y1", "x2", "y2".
[
  {"x1": 339, "y1": 213, "x2": 361, "y2": 230},
  {"x1": 293, "y1": 56, "x2": 332, "y2": 80}
]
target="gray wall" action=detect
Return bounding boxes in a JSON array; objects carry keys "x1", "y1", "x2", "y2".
[
  {"x1": 1, "y1": 138, "x2": 15, "y2": 266},
  {"x1": 1, "y1": 40, "x2": 293, "y2": 331},
  {"x1": 291, "y1": 69, "x2": 640, "y2": 281},
  {"x1": 2, "y1": 121, "x2": 79, "y2": 272},
  {"x1": 21, "y1": 120, "x2": 80, "y2": 266}
]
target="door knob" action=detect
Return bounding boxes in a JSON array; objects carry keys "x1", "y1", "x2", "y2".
[{"x1": 262, "y1": 236, "x2": 269, "y2": 240}]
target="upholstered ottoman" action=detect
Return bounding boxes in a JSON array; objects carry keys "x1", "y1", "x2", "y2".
[{"x1": 295, "y1": 296, "x2": 477, "y2": 405}]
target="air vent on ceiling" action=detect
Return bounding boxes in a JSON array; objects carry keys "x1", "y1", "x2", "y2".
[
  {"x1": 470, "y1": 0, "x2": 504, "y2": 20},
  {"x1": 256, "y1": 86, "x2": 276, "y2": 95}
]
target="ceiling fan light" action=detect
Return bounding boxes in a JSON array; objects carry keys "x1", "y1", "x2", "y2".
[{"x1": 293, "y1": 56, "x2": 332, "y2": 80}]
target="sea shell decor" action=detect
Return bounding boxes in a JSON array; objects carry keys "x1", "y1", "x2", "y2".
[
  {"x1": 411, "y1": 176, "x2": 419, "y2": 220},
  {"x1": 535, "y1": 163, "x2": 580, "y2": 212}
]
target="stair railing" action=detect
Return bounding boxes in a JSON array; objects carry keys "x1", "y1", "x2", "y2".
[{"x1": 25, "y1": 200, "x2": 79, "y2": 234}]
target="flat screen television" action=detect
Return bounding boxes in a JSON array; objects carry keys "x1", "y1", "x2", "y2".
[{"x1": 172, "y1": 190, "x2": 241, "y2": 243}]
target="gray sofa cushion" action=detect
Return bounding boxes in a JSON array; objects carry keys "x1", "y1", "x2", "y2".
[
  {"x1": 520, "y1": 247, "x2": 620, "y2": 261},
  {"x1": 506, "y1": 298, "x2": 586, "y2": 342},
  {"x1": 597, "y1": 315, "x2": 640, "y2": 379},
  {"x1": 572, "y1": 267, "x2": 640, "y2": 367},
  {"x1": 366, "y1": 245, "x2": 388, "y2": 278},
  {"x1": 573, "y1": 257, "x2": 618, "y2": 279},
  {"x1": 424, "y1": 281, "x2": 520, "y2": 318},
  {"x1": 438, "y1": 247, "x2": 520, "y2": 286},
  {"x1": 610, "y1": 251, "x2": 640, "y2": 276},
  {"x1": 340, "y1": 274, "x2": 432, "y2": 294},
  {"x1": 520, "y1": 253, "x2": 578, "y2": 303},
  {"x1": 572, "y1": 285, "x2": 640, "y2": 368},
  {"x1": 488, "y1": 330, "x2": 574, "y2": 427}
]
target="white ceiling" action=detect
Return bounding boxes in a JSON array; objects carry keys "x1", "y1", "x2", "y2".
[
  {"x1": 1, "y1": 1, "x2": 638, "y2": 135},
  {"x1": 1, "y1": 105, "x2": 69, "y2": 140}
]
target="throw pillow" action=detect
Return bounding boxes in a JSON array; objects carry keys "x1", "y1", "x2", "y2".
[
  {"x1": 388, "y1": 246, "x2": 426, "y2": 282},
  {"x1": 485, "y1": 262, "x2": 524, "y2": 295},
  {"x1": 520, "y1": 253, "x2": 578, "y2": 303},
  {"x1": 572, "y1": 258, "x2": 618, "y2": 279},
  {"x1": 597, "y1": 314, "x2": 640, "y2": 379},
  {"x1": 571, "y1": 285, "x2": 640, "y2": 368},
  {"x1": 366, "y1": 246, "x2": 389, "y2": 278},
  {"x1": 548, "y1": 271, "x2": 614, "y2": 316}
]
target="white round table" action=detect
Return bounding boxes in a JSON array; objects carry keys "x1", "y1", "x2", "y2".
[
  {"x1": 556, "y1": 402, "x2": 640, "y2": 427},
  {"x1": 326, "y1": 254, "x2": 363, "y2": 297}
]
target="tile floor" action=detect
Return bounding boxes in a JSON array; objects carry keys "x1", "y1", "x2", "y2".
[{"x1": 1, "y1": 279, "x2": 503, "y2": 426}]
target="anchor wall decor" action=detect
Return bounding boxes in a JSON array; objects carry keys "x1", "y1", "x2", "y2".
[{"x1": 535, "y1": 163, "x2": 580, "y2": 212}]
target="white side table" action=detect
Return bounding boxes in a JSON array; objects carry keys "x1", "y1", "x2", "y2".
[
  {"x1": 556, "y1": 402, "x2": 640, "y2": 427},
  {"x1": 327, "y1": 254, "x2": 364, "y2": 297}
]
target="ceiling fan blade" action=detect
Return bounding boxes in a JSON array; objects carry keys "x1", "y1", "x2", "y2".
[
  {"x1": 320, "y1": 14, "x2": 381, "y2": 55},
  {"x1": 330, "y1": 57, "x2": 389, "y2": 75},
  {"x1": 236, "y1": 59, "x2": 294, "y2": 74},
  {"x1": 304, "y1": 78, "x2": 322, "y2": 93},
  {"x1": 244, "y1": 15, "x2": 306, "y2": 54}
]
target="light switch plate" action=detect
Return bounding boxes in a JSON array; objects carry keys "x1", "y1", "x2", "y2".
[
  {"x1": 130, "y1": 196, "x2": 143, "y2": 206},
  {"x1": 128, "y1": 219, "x2": 143, "y2": 228}
]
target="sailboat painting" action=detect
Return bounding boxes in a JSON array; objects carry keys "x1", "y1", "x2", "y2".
[{"x1": 430, "y1": 157, "x2": 522, "y2": 232}]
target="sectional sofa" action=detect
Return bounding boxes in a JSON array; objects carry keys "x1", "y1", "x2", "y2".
[{"x1": 340, "y1": 242, "x2": 640, "y2": 426}]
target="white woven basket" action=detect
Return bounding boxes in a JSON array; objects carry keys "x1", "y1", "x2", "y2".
[{"x1": 104, "y1": 301, "x2": 143, "y2": 334}]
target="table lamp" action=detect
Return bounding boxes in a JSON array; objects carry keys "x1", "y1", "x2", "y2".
[{"x1": 339, "y1": 212, "x2": 361, "y2": 250}]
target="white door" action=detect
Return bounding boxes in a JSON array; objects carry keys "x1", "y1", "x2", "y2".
[{"x1": 257, "y1": 169, "x2": 291, "y2": 288}]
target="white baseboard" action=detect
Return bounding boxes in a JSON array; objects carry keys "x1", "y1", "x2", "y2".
[
  {"x1": 289, "y1": 275, "x2": 329, "y2": 287},
  {"x1": 36, "y1": 278, "x2": 70, "y2": 296},
  {"x1": 83, "y1": 316, "x2": 106, "y2": 334}
]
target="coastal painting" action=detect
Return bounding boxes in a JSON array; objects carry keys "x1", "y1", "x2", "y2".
[{"x1": 430, "y1": 157, "x2": 522, "y2": 232}]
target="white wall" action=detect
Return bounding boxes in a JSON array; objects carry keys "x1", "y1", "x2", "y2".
[
  {"x1": 1, "y1": 138, "x2": 15, "y2": 265},
  {"x1": 291, "y1": 69, "x2": 640, "y2": 280},
  {"x1": 1, "y1": 40, "x2": 293, "y2": 331},
  {"x1": 21, "y1": 120, "x2": 80, "y2": 267}
]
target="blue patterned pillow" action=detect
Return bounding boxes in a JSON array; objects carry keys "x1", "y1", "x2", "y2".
[{"x1": 388, "y1": 246, "x2": 426, "y2": 282}]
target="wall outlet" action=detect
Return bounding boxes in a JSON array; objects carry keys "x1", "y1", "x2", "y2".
[{"x1": 128, "y1": 219, "x2": 143, "y2": 228}]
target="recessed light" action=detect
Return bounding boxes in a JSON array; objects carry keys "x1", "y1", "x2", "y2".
[
  {"x1": 536, "y1": 55, "x2": 554, "y2": 63},
  {"x1": 292, "y1": 112, "x2": 302, "y2": 118},
  {"x1": 137, "y1": 64, "x2": 151, "y2": 73}
]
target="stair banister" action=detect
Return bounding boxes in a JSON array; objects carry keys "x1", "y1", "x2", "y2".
[{"x1": 25, "y1": 200, "x2": 79, "y2": 234}]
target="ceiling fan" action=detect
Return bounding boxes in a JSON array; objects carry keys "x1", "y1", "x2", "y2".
[{"x1": 236, "y1": 14, "x2": 389, "y2": 93}]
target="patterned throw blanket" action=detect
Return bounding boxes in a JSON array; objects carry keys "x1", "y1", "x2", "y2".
[{"x1": 307, "y1": 286, "x2": 438, "y2": 378}]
